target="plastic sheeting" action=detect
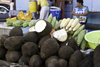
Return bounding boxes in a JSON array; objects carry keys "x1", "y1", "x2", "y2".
[{"x1": 0, "y1": 22, "x2": 31, "y2": 35}]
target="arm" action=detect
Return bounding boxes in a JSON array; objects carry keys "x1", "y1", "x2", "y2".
[
  {"x1": 72, "y1": 10, "x2": 89, "y2": 17},
  {"x1": 78, "y1": 11, "x2": 89, "y2": 16},
  {"x1": 72, "y1": 10, "x2": 77, "y2": 16},
  {"x1": 72, "y1": 10, "x2": 80, "y2": 17},
  {"x1": 72, "y1": 10, "x2": 89, "y2": 16}
]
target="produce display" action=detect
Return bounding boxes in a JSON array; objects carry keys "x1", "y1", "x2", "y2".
[
  {"x1": 6, "y1": 11, "x2": 33, "y2": 22},
  {"x1": 35, "y1": 20, "x2": 52, "y2": 36},
  {"x1": 6, "y1": 11, "x2": 35, "y2": 28},
  {"x1": 0, "y1": 13, "x2": 99, "y2": 67},
  {"x1": 6, "y1": 20, "x2": 36, "y2": 27},
  {"x1": 53, "y1": 29, "x2": 67, "y2": 42},
  {"x1": 47, "y1": 14, "x2": 88, "y2": 50}
]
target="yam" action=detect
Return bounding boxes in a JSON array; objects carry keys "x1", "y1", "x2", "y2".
[
  {"x1": 19, "y1": 55, "x2": 30, "y2": 65},
  {"x1": 9, "y1": 27, "x2": 23, "y2": 36},
  {"x1": 53, "y1": 29, "x2": 68, "y2": 42},
  {"x1": 58, "y1": 45, "x2": 74, "y2": 60},
  {"x1": 29, "y1": 26, "x2": 36, "y2": 32},
  {"x1": 68, "y1": 37, "x2": 79, "y2": 50},
  {"x1": 22, "y1": 42, "x2": 38, "y2": 56},
  {"x1": 59, "y1": 39, "x2": 69, "y2": 47},
  {"x1": 0, "y1": 47, "x2": 7, "y2": 59},
  {"x1": 40, "y1": 38, "x2": 59, "y2": 59},
  {"x1": 0, "y1": 35, "x2": 9, "y2": 47},
  {"x1": 38, "y1": 35, "x2": 51, "y2": 48},
  {"x1": 47, "y1": 58, "x2": 60, "y2": 67},
  {"x1": 94, "y1": 45, "x2": 100, "y2": 67},
  {"x1": 79, "y1": 52, "x2": 94, "y2": 67},
  {"x1": 29, "y1": 55, "x2": 42, "y2": 67},
  {"x1": 6, "y1": 51, "x2": 22, "y2": 63},
  {"x1": 23, "y1": 32, "x2": 39, "y2": 43},
  {"x1": 4, "y1": 36, "x2": 23, "y2": 51},
  {"x1": 35, "y1": 20, "x2": 53, "y2": 36},
  {"x1": 69, "y1": 50, "x2": 84, "y2": 67},
  {"x1": 45, "y1": 56, "x2": 59, "y2": 66},
  {"x1": 59, "y1": 59, "x2": 68, "y2": 67}
]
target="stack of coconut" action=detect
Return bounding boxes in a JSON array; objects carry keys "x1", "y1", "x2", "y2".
[{"x1": 0, "y1": 20, "x2": 99, "y2": 67}]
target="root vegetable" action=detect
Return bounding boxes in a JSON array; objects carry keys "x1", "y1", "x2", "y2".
[
  {"x1": 38, "y1": 35, "x2": 51, "y2": 48},
  {"x1": 0, "y1": 47, "x2": 7, "y2": 59},
  {"x1": 19, "y1": 55, "x2": 30, "y2": 65},
  {"x1": 29, "y1": 26, "x2": 36, "y2": 32},
  {"x1": 94, "y1": 45, "x2": 100, "y2": 67},
  {"x1": 40, "y1": 38, "x2": 59, "y2": 59},
  {"x1": 0, "y1": 35, "x2": 9, "y2": 47},
  {"x1": 4, "y1": 36, "x2": 23, "y2": 51},
  {"x1": 29, "y1": 55, "x2": 42, "y2": 67},
  {"x1": 22, "y1": 42, "x2": 38, "y2": 56},
  {"x1": 23, "y1": 32, "x2": 39, "y2": 43},
  {"x1": 35, "y1": 20, "x2": 52, "y2": 36},
  {"x1": 69, "y1": 50, "x2": 84, "y2": 67},
  {"x1": 9, "y1": 27, "x2": 23, "y2": 36},
  {"x1": 59, "y1": 59, "x2": 68, "y2": 67},
  {"x1": 58, "y1": 45, "x2": 74, "y2": 60},
  {"x1": 53, "y1": 29, "x2": 67, "y2": 42},
  {"x1": 6, "y1": 51, "x2": 22, "y2": 63},
  {"x1": 45, "y1": 56, "x2": 59, "y2": 67}
]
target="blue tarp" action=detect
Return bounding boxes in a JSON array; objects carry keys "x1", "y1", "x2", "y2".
[{"x1": 21, "y1": 26, "x2": 31, "y2": 34}]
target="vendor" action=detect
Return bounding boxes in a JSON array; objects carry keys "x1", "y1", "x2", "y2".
[
  {"x1": 72, "y1": 0, "x2": 89, "y2": 24},
  {"x1": 37, "y1": 0, "x2": 50, "y2": 21}
]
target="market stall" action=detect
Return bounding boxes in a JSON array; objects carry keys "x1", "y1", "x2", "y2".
[
  {"x1": 0, "y1": 12, "x2": 99, "y2": 67},
  {"x1": 0, "y1": 0, "x2": 100, "y2": 67}
]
